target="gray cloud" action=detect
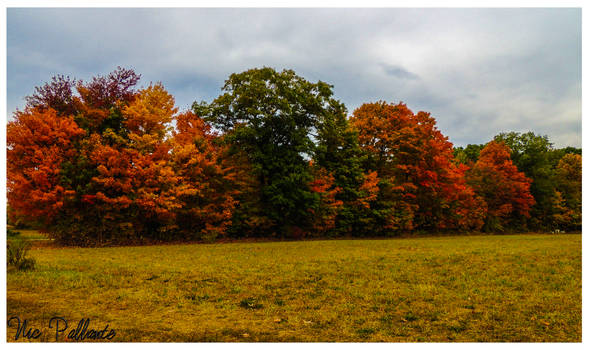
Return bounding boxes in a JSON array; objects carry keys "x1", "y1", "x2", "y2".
[
  {"x1": 6, "y1": 8, "x2": 581, "y2": 148},
  {"x1": 381, "y1": 64, "x2": 419, "y2": 80}
]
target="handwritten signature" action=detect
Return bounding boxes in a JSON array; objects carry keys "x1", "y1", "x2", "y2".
[{"x1": 7, "y1": 316, "x2": 116, "y2": 342}]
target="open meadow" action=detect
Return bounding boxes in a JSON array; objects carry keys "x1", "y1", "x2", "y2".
[{"x1": 7, "y1": 232, "x2": 581, "y2": 342}]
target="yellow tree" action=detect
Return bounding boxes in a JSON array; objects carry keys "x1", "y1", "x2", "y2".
[{"x1": 554, "y1": 153, "x2": 582, "y2": 230}]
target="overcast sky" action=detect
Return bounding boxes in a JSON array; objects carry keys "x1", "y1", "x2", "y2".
[{"x1": 6, "y1": 8, "x2": 582, "y2": 148}]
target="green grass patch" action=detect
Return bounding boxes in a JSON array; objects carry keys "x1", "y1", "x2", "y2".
[
  {"x1": 6, "y1": 233, "x2": 581, "y2": 342},
  {"x1": 8, "y1": 229, "x2": 50, "y2": 241}
]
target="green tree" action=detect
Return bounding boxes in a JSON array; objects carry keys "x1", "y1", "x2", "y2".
[
  {"x1": 193, "y1": 67, "x2": 345, "y2": 236},
  {"x1": 313, "y1": 106, "x2": 380, "y2": 236},
  {"x1": 454, "y1": 144, "x2": 485, "y2": 165}
]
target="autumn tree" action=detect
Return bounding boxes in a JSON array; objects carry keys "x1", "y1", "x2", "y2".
[
  {"x1": 169, "y1": 111, "x2": 241, "y2": 242},
  {"x1": 81, "y1": 83, "x2": 180, "y2": 242},
  {"x1": 8, "y1": 72, "x2": 165, "y2": 244},
  {"x1": 549, "y1": 147, "x2": 582, "y2": 169},
  {"x1": 8, "y1": 69, "x2": 239, "y2": 245},
  {"x1": 7, "y1": 108, "x2": 86, "y2": 227},
  {"x1": 14, "y1": 67, "x2": 145, "y2": 244},
  {"x1": 312, "y1": 103, "x2": 390, "y2": 236},
  {"x1": 553, "y1": 153, "x2": 582, "y2": 230},
  {"x1": 24, "y1": 75, "x2": 80, "y2": 117},
  {"x1": 306, "y1": 164, "x2": 343, "y2": 237},
  {"x1": 466, "y1": 141, "x2": 535, "y2": 232},
  {"x1": 350, "y1": 101, "x2": 485, "y2": 232},
  {"x1": 494, "y1": 132, "x2": 555, "y2": 229},
  {"x1": 81, "y1": 83, "x2": 240, "y2": 243}
]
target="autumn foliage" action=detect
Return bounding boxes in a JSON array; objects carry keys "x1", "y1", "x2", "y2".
[
  {"x1": 7, "y1": 108, "x2": 86, "y2": 222},
  {"x1": 170, "y1": 111, "x2": 241, "y2": 242},
  {"x1": 553, "y1": 153, "x2": 582, "y2": 230},
  {"x1": 350, "y1": 102, "x2": 486, "y2": 233},
  {"x1": 466, "y1": 141, "x2": 535, "y2": 231},
  {"x1": 6, "y1": 68, "x2": 581, "y2": 245},
  {"x1": 8, "y1": 68, "x2": 240, "y2": 245}
]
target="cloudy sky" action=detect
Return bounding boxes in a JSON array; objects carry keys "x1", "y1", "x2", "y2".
[{"x1": 6, "y1": 8, "x2": 581, "y2": 148}]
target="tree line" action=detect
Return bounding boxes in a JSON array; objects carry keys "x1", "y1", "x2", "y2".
[{"x1": 7, "y1": 67, "x2": 581, "y2": 245}]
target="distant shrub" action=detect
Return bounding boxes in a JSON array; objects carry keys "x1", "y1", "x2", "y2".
[{"x1": 7, "y1": 239, "x2": 36, "y2": 271}]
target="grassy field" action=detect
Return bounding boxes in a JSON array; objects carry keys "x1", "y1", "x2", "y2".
[{"x1": 6, "y1": 232, "x2": 581, "y2": 342}]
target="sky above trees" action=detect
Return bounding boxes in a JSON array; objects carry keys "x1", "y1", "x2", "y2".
[{"x1": 6, "y1": 7, "x2": 581, "y2": 148}]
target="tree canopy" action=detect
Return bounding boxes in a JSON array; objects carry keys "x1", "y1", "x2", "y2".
[{"x1": 193, "y1": 67, "x2": 347, "y2": 237}]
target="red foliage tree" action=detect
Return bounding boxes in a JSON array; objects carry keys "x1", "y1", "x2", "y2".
[
  {"x1": 466, "y1": 141, "x2": 535, "y2": 231},
  {"x1": 307, "y1": 164, "x2": 343, "y2": 236},
  {"x1": 169, "y1": 111, "x2": 241, "y2": 242},
  {"x1": 7, "y1": 108, "x2": 86, "y2": 225},
  {"x1": 84, "y1": 84, "x2": 180, "y2": 240},
  {"x1": 350, "y1": 101, "x2": 484, "y2": 232},
  {"x1": 8, "y1": 70, "x2": 241, "y2": 245}
]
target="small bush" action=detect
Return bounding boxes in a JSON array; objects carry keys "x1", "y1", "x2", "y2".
[{"x1": 7, "y1": 239, "x2": 36, "y2": 271}]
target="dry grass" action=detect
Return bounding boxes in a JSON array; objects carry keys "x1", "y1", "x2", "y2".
[{"x1": 6, "y1": 232, "x2": 581, "y2": 342}]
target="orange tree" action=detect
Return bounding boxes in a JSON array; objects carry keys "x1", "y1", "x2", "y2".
[
  {"x1": 493, "y1": 132, "x2": 555, "y2": 229},
  {"x1": 466, "y1": 141, "x2": 535, "y2": 232},
  {"x1": 7, "y1": 108, "x2": 86, "y2": 226},
  {"x1": 350, "y1": 101, "x2": 485, "y2": 233},
  {"x1": 7, "y1": 69, "x2": 239, "y2": 245},
  {"x1": 169, "y1": 111, "x2": 242, "y2": 242}
]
